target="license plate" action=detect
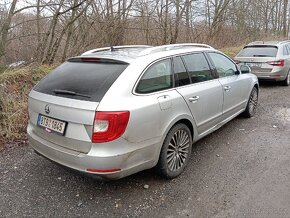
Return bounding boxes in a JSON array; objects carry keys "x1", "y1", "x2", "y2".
[
  {"x1": 37, "y1": 114, "x2": 67, "y2": 135},
  {"x1": 245, "y1": 63, "x2": 261, "y2": 68}
]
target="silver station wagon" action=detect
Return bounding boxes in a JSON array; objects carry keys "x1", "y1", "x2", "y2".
[
  {"x1": 234, "y1": 40, "x2": 290, "y2": 86},
  {"x1": 27, "y1": 44, "x2": 259, "y2": 180}
]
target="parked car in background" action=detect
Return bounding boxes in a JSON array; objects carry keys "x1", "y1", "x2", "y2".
[
  {"x1": 234, "y1": 40, "x2": 290, "y2": 86},
  {"x1": 27, "y1": 44, "x2": 259, "y2": 180}
]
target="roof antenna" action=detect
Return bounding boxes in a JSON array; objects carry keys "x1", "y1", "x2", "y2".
[{"x1": 110, "y1": 46, "x2": 115, "y2": 52}]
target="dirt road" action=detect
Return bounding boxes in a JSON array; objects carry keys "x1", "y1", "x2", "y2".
[{"x1": 1, "y1": 82, "x2": 290, "y2": 217}]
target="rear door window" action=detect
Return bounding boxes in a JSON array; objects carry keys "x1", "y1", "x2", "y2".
[
  {"x1": 34, "y1": 60, "x2": 128, "y2": 102},
  {"x1": 283, "y1": 44, "x2": 290, "y2": 55},
  {"x1": 173, "y1": 57, "x2": 190, "y2": 87},
  {"x1": 182, "y1": 53, "x2": 214, "y2": 83},
  {"x1": 237, "y1": 46, "x2": 278, "y2": 57}
]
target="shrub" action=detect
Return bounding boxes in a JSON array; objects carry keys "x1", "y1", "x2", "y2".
[{"x1": 0, "y1": 65, "x2": 55, "y2": 144}]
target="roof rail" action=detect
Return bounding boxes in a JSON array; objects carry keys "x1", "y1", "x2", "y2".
[
  {"x1": 278, "y1": 39, "x2": 290, "y2": 44},
  {"x1": 138, "y1": 43, "x2": 214, "y2": 56},
  {"x1": 247, "y1": 40, "x2": 290, "y2": 45},
  {"x1": 81, "y1": 45, "x2": 152, "y2": 55},
  {"x1": 248, "y1": 41, "x2": 265, "y2": 45}
]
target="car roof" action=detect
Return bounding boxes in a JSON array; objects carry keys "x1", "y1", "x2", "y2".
[
  {"x1": 76, "y1": 44, "x2": 216, "y2": 64},
  {"x1": 246, "y1": 40, "x2": 290, "y2": 47}
]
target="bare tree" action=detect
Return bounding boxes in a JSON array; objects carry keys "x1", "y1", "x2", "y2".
[
  {"x1": 0, "y1": 0, "x2": 17, "y2": 63},
  {"x1": 1, "y1": 0, "x2": 290, "y2": 65}
]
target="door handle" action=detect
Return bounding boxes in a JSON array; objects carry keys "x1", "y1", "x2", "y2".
[
  {"x1": 189, "y1": 96, "x2": 200, "y2": 102},
  {"x1": 224, "y1": 86, "x2": 231, "y2": 91}
]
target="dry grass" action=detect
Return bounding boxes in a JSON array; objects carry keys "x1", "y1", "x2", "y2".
[
  {"x1": 0, "y1": 65, "x2": 55, "y2": 144},
  {"x1": 220, "y1": 46, "x2": 243, "y2": 58}
]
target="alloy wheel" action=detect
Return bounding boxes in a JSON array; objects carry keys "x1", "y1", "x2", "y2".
[
  {"x1": 248, "y1": 88, "x2": 258, "y2": 115},
  {"x1": 167, "y1": 129, "x2": 190, "y2": 172}
]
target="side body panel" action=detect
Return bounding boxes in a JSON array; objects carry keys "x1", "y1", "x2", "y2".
[{"x1": 175, "y1": 80, "x2": 223, "y2": 135}]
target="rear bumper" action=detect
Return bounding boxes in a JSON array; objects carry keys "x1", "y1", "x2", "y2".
[
  {"x1": 253, "y1": 70, "x2": 287, "y2": 81},
  {"x1": 256, "y1": 76, "x2": 285, "y2": 82},
  {"x1": 27, "y1": 124, "x2": 160, "y2": 180}
]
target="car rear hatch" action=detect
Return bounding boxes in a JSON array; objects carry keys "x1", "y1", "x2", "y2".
[
  {"x1": 28, "y1": 57, "x2": 129, "y2": 153},
  {"x1": 235, "y1": 45, "x2": 279, "y2": 74}
]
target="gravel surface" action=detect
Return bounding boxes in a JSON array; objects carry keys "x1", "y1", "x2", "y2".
[{"x1": 1, "y1": 82, "x2": 290, "y2": 218}]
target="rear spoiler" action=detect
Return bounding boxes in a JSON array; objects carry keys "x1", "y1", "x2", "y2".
[
  {"x1": 244, "y1": 45, "x2": 278, "y2": 49},
  {"x1": 67, "y1": 57, "x2": 129, "y2": 65}
]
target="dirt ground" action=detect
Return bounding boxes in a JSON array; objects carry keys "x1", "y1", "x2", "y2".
[{"x1": 0, "y1": 82, "x2": 290, "y2": 218}]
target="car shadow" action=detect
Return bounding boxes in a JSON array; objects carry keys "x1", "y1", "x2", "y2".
[{"x1": 258, "y1": 80, "x2": 281, "y2": 87}]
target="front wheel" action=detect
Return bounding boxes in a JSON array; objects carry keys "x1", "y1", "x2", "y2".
[
  {"x1": 156, "y1": 123, "x2": 192, "y2": 179},
  {"x1": 242, "y1": 86, "x2": 258, "y2": 118}
]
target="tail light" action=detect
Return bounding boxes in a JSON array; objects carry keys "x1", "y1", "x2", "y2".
[
  {"x1": 92, "y1": 111, "x2": 130, "y2": 143},
  {"x1": 267, "y1": 60, "x2": 285, "y2": 67}
]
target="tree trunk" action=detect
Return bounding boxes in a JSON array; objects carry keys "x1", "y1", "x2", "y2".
[
  {"x1": 283, "y1": 0, "x2": 288, "y2": 37},
  {"x1": 0, "y1": 0, "x2": 18, "y2": 64}
]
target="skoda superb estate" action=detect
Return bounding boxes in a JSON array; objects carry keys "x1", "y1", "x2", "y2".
[{"x1": 27, "y1": 44, "x2": 259, "y2": 180}]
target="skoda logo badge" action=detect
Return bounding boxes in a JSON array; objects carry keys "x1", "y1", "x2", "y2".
[{"x1": 45, "y1": 105, "x2": 50, "y2": 114}]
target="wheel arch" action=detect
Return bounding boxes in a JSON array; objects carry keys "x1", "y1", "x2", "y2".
[
  {"x1": 175, "y1": 119, "x2": 194, "y2": 140},
  {"x1": 254, "y1": 83, "x2": 259, "y2": 93},
  {"x1": 153, "y1": 115, "x2": 198, "y2": 167}
]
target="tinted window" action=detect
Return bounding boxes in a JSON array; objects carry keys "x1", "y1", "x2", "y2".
[
  {"x1": 182, "y1": 53, "x2": 214, "y2": 83},
  {"x1": 283, "y1": 45, "x2": 290, "y2": 55},
  {"x1": 136, "y1": 59, "x2": 172, "y2": 94},
  {"x1": 237, "y1": 46, "x2": 278, "y2": 57},
  {"x1": 287, "y1": 44, "x2": 290, "y2": 54},
  {"x1": 208, "y1": 52, "x2": 237, "y2": 78},
  {"x1": 173, "y1": 57, "x2": 190, "y2": 87},
  {"x1": 34, "y1": 61, "x2": 128, "y2": 102}
]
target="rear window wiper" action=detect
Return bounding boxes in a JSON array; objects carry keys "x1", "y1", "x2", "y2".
[{"x1": 53, "y1": 89, "x2": 91, "y2": 98}]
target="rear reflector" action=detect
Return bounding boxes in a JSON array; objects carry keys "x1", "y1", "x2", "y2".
[
  {"x1": 267, "y1": 60, "x2": 285, "y2": 67},
  {"x1": 86, "y1": 168, "x2": 121, "y2": 173},
  {"x1": 92, "y1": 111, "x2": 130, "y2": 143},
  {"x1": 270, "y1": 75, "x2": 282, "y2": 78}
]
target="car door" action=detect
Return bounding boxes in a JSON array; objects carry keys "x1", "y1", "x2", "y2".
[
  {"x1": 134, "y1": 58, "x2": 185, "y2": 142},
  {"x1": 207, "y1": 52, "x2": 248, "y2": 119},
  {"x1": 174, "y1": 53, "x2": 224, "y2": 136}
]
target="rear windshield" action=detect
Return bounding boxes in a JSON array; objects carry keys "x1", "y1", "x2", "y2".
[
  {"x1": 34, "y1": 61, "x2": 128, "y2": 102},
  {"x1": 237, "y1": 46, "x2": 278, "y2": 57}
]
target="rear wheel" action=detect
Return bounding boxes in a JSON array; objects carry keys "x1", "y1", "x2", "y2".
[
  {"x1": 156, "y1": 123, "x2": 192, "y2": 179},
  {"x1": 242, "y1": 87, "x2": 258, "y2": 118},
  {"x1": 281, "y1": 72, "x2": 290, "y2": 86}
]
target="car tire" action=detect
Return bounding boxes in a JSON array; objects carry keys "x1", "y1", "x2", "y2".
[
  {"x1": 281, "y1": 72, "x2": 290, "y2": 86},
  {"x1": 243, "y1": 86, "x2": 258, "y2": 118},
  {"x1": 156, "y1": 123, "x2": 192, "y2": 179}
]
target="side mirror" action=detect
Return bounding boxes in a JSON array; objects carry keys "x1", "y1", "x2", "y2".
[{"x1": 240, "y1": 65, "x2": 251, "y2": 74}]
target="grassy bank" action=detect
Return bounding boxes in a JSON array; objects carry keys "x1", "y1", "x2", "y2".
[
  {"x1": 220, "y1": 46, "x2": 243, "y2": 58},
  {"x1": 0, "y1": 46, "x2": 242, "y2": 146},
  {"x1": 0, "y1": 65, "x2": 55, "y2": 145}
]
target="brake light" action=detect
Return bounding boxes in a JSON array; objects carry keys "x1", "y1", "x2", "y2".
[
  {"x1": 267, "y1": 60, "x2": 285, "y2": 67},
  {"x1": 92, "y1": 111, "x2": 130, "y2": 143},
  {"x1": 81, "y1": 57, "x2": 101, "y2": 62}
]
